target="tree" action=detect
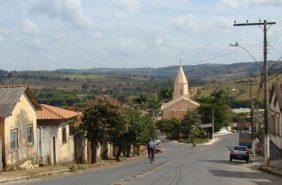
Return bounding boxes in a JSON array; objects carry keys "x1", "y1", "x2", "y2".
[
  {"x1": 122, "y1": 107, "x2": 157, "y2": 156},
  {"x1": 81, "y1": 97, "x2": 127, "y2": 163},
  {"x1": 198, "y1": 90, "x2": 232, "y2": 132},
  {"x1": 133, "y1": 93, "x2": 161, "y2": 118},
  {"x1": 156, "y1": 118, "x2": 180, "y2": 140},
  {"x1": 181, "y1": 111, "x2": 202, "y2": 139},
  {"x1": 158, "y1": 88, "x2": 173, "y2": 103}
]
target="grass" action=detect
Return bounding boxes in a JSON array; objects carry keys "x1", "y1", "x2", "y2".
[{"x1": 198, "y1": 74, "x2": 282, "y2": 101}]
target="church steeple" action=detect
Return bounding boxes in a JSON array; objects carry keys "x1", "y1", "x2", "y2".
[{"x1": 173, "y1": 65, "x2": 190, "y2": 99}]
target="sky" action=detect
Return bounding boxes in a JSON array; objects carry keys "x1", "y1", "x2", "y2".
[{"x1": 0, "y1": 0, "x2": 281, "y2": 70}]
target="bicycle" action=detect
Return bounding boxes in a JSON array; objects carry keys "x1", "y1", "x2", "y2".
[{"x1": 148, "y1": 150, "x2": 154, "y2": 164}]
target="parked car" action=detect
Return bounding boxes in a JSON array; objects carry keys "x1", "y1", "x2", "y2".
[{"x1": 229, "y1": 145, "x2": 250, "y2": 163}]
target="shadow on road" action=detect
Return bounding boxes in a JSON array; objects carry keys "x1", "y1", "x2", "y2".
[
  {"x1": 209, "y1": 169, "x2": 273, "y2": 185},
  {"x1": 200, "y1": 159, "x2": 247, "y2": 165}
]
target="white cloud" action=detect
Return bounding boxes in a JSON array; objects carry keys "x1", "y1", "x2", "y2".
[
  {"x1": 0, "y1": 35, "x2": 4, "y2": 42},
  {"x1": 21, "y1": 19, "x2": 39, "y2": 34},
  {"x1": 172, "y1": 14, "x2": 233, "y2": 33},
  {"x1": 222, "y1": 0, "x2": 282, "y2": 8},
  {"x1": 114, "y1": 0, "x2": 140, "y2": 18},
  {"x1": 30, "y1": 0, "x2": 92, "y2": 28},
  {"x1": 151, "y1": 0, "x2": 190, "y2": 9},
  {"x1": 172, "y1": 14, "x2": 200, "y2": 32}
]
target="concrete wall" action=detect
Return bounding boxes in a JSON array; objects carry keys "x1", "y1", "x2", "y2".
[
  {"x1": 3, "y1": 93, "x2": 38, "y2": 169},
  {"x1": 38, "y1": 122, "x2": 74, "y2": 165},
  {"x1": 270, "y1": 140, "x2": 282, "y2": 160},
  {"x1": 162, "y1": 99, "x2": 198, "y2": 120},
  {"x1": 269, "y1": 90, "x2": 282, "y2": 151}
]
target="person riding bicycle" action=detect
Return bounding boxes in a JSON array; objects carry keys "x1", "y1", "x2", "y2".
[{"x1": 147, "y1": 139, "x2": 156, "y2": 160}]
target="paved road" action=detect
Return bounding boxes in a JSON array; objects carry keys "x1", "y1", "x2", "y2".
[{"x1": 11, "y1": 134, "x2": 281, "y2": 185}]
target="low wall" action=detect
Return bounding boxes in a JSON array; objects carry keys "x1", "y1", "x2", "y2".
[{"x1": 270, "y1": 140, "x2": 282, "y2": 160}]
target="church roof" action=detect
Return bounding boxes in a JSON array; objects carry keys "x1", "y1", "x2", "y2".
[
  {"x1": 161, "y1": 96, "x2": 200, "y2": 111},
  {"x1": 174, "y1": 65, "x2": 188, "y2": 84}
]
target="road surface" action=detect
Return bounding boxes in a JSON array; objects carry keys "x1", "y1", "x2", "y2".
[{"x1": 10, "y1": 134, "x2": 281, "y2": 185}]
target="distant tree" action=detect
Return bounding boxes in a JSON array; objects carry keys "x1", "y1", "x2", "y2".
[{"x1": 158, "y1": 88, "x2": 173, "y2": 103}]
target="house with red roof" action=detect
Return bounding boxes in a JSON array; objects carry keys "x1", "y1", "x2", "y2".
[{"x1": 36, "y1": 104, "x2": 81, "y2": 165}]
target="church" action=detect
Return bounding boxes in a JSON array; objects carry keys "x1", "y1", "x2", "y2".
[{"x1": 161, "y1": 65, "x2": 200, "y2": 120}]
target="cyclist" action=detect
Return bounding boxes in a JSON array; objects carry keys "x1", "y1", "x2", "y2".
[{"x1": 147, "y1": 139, "x2": 156, "y2": 161}]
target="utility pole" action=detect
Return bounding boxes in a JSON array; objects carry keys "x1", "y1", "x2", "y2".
[{"x1": 234, "y1": 20, "x2": 276, "y2": 167}]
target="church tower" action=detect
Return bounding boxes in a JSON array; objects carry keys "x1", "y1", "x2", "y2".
[{"x1": 173, "y1": 65, "x2": 190, "y2": 100}]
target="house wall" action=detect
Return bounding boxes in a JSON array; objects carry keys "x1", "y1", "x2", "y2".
[
  {"x1": 3, "y1": 93, "x2": 37, "y2": 169},
  {"x1": 38, "y1": 122, "x2": 74, "y2": 165},
  {"x1": 269, "y1": 90, "x2": 282, "y2": 159},
  {"x1": 162, "y1": 100, "x2": 198, "y2": 120},
  {"x1": 269, "y1": 91, "x2": 282, "y2": 149}
]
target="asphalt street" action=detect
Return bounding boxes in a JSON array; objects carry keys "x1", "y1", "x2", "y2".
[{"x1": 9, "y1": 134, "x2": 282, "y2": 185}]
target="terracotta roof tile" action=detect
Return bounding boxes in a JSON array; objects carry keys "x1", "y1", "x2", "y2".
[{"x1": 37, "y1": 104, "x2": 80, "y2": 120}]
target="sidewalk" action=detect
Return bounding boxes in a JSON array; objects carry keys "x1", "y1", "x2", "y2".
[
  {"x1": 261, "y1": 160, "x2": 282, "y2": 177},
  {"x1": 0, "y1": 156, "x2": 145, "y2": 184},
  {"x1": 249, "y1": 157, "x2": 282, "y2": 177}
]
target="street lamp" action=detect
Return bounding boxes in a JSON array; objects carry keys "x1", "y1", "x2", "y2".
[
  {"x1": 229, "y1": 42, "x2": 258, "y2": 63},
  {"x1": 230, "y1": 41, "x2": 257, "y2": 158}
]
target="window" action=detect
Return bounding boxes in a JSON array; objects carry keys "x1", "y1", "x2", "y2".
[
  {"x1": 10, "y1": 129, "x2": 18, "y2": 149},
  {"x1": 62, "y1": 127, "x2": 67, "y2": 143},
  {"x1": 27, "y1": 124, "x2": 33, "y2": 143},
  {"x1": 180, "y1": 89, "x2": 183, "y2": 95}
]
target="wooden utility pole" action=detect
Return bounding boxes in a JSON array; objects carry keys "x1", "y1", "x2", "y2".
[{"x1": 234, "y1": 20, "x2": 276, "y2": 167}]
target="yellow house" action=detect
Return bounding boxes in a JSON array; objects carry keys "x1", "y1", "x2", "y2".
[
  {"x1": 161, "y1": 65, "x2": 200, "y2": 120},
  {"x1": 0, "y1": 86, "x2": 41, "y2": 170}
]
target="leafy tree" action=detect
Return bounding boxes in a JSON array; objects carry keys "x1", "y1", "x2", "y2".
[
  {"x1": 81, "y1": 97, "x2": 127, "y2": 163},
  {"x1": 158, "y1": 88, "x2": 173, "y2": 103},
  {"x1": 156, "y1": 118, "x2": 181, "y2": 140},
  {"x1": 198, "y1": 90, "x2": 232, "y2": 132},
  {"x1": 133, "y1": 93, "x2": 161, "y2": 118},
  {"x1": 181, "y1": 111, "x2": 202, "y2": 139},
  {"x1": 121, "y1": 107, "x2": 157, "y2": 156}
]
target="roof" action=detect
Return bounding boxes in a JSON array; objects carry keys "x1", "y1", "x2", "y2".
[
  {"x1": 0, "y1": 85, "x2": 41, "y2": 118},
  {"x1": 270, "y1": 83, "x2": 282, "y2": 109},
  {"x1": 37, "y1": 104, "x2": 80, "y2": 121},
  {"x1": 174, "y1": 65, "x2": 188, "y2": 85},
  {"x1": 161, "y1": 96, "x2": 200, "y2": 111}
]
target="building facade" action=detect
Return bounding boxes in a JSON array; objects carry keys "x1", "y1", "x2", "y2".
[
  {"x1": 0, "y1": 86, "x2": 41, "y2": 170},
  {"x1": 161, "y1": 65, "x2": 199, "y2": 120},
  {"x1": 36, "y1": 104, "x2": 80, "y2": 165},
  {"x1": 269, "y1": 83, "x2": 282, "y2": 159}
]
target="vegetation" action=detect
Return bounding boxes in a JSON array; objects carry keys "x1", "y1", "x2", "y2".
[
  {"x1": 81, "y1": 97, "x2": 156, "y2": 163},
  {"x1": 198, "y1": 90, "x2": 232, "y2": 132}
]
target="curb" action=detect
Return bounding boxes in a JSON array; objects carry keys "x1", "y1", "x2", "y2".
[
  {"x1": 199, "y1": 137, "x2": 220, "y2": 146},
  {"x1": 260, "y1": 166, "x2": 282, "y2": 177},
  {"x1": 0, "y1": 169, "x2": 71, "y2": 184}
]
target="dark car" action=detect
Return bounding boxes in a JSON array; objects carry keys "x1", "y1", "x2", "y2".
[{"x1": 229, "y1": 145, "x2": 250, "y2": 163}]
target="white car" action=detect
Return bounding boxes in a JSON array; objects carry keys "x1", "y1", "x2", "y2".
[{"x1": 229, "y1": 145, "x2": 250, "y2": 163}]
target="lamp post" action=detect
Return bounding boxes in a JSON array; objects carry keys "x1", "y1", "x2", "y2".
[{"x1": 230, "y1": 42, "x2": 257, "y2": 158}]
